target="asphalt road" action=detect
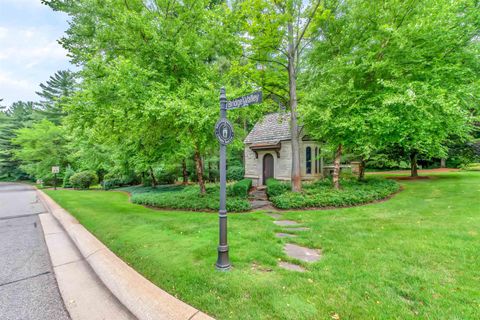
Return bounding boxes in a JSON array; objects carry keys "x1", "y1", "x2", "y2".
[{"x1": 0, "y1": 183, "x2": 70, "y2": 320}]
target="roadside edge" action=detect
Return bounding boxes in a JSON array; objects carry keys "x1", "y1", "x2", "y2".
[{"x1": 37, "y1": 189, "x2": 214, "y2": 320}]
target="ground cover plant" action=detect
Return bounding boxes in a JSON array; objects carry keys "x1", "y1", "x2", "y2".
[
  {"x1": 122, "y1": 182, "x2": 251, "y2": 212},
  {"x1": 45, "y1": 172, "x2": 480, "y2": 319},
  {"x1": 268, "y1": 177, "x2": 400, "y2": 209}
]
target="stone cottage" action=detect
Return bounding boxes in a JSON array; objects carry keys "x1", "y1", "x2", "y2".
[{"x1": 244, "y1": 112, "x2": 323, "y2": 186}]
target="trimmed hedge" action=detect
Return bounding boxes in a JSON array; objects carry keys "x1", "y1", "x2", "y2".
[
  {"x1": 129, "y1": 184, "x2": 251, "y2": 212},
  {"x1": 70, "y1": 171, "x2": 98, "y2": 189},
  {"x1": 270, "y1": 178, "x2": 400, "y2": 209},
  {"x1": 266, "y1": 178, "x2": 290, "y2": 197},
  {"x1": 231, "y1": 179, "x2": 252, "y2": 197}
]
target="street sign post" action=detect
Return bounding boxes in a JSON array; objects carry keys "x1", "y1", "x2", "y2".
[
  {"x1": 215, "y1": 88, "x2": 262, "y2": 271},
  {"x1": 51, "y1": 166, "x2": 60, "y2": 190}
]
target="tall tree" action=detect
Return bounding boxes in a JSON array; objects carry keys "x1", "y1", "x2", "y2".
[
  {"x1": 45, "y1": 0, "x2": 240, "y2": 193},
  {"x1": 35, "y1": 70, "x2": 77, "y2": 124},
  {"x1": 236, "y1": 0, "x2": 327, "y2": 191},
  {"x1": 0, "y1": 102, "x2": 35, "y2": 180},
  {"x1": 302, "y1": 0, "x2": 479, "y2": 183}
]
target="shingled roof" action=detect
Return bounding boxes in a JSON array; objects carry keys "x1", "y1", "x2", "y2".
[{"x1": 244, "y1": 112, "x2": 292, "y2": 144}]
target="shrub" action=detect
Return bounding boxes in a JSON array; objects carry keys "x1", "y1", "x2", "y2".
[
  {"x1": 266, "y1": 178, "x2": 290, "y2": 198},
  {"x1": 129, "y1": 184, "x2": 251, "y2": 212},
  {"x1": 227, "y1": 166, "x2": 244, "y2": 181},
  {"x1": 62, "y1": 166, "x2": 75, "y2": 188},
  {"x1": 231, "y1": 179, "x2": 252, "y2": 198},
  {"x1": 270, "y1": 178, "x2": 400, "y2": 209},
  {"x1": 70, "y1": 171, "x2": 98, "y2": 189},
  {"x1": 103, "y1": 178, "x2": 124, "y2": 190}
]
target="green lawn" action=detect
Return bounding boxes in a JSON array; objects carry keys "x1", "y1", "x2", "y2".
[{"x1": 45, "y1": 172, "x2": 480, "y2": 319}]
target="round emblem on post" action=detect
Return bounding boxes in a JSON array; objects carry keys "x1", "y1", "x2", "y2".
[{"x1": 215, "y1": 119, "x2": 234, "y2": 145}]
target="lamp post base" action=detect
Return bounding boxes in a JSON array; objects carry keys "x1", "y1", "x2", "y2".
[{"x1": 215, "y1": 244, "x2": 230, "y2": 271}]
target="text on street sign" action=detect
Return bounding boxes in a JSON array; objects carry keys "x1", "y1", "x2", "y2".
[{"x1": 226, "y1": 91, "x2": 262, "y2": 110}]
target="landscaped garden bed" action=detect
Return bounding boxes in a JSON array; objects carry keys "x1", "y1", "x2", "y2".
[
  {"x1": 122, "y1": 179, "x2": 252, "y2": 212},
  {"x1": 44, "y1": 172, "x2": 480, "y2": 319},
  {"x1": 267, "y1": 177, "x2": 400, "y2": 209}
]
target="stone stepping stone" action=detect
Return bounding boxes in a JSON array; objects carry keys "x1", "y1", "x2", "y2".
[
  {"x1": 284, "y1": 243, "x2": 321, "y2": 262},
  {"x1": 279, "y1": 261, "x2": 306, "y2": 272},
  {"x1": 276, "y1": 233, "x2": 297, "y2": 238},
  {"x1": 273, "y1": 220, "x2": 299, "y2": 226},
  {"x1": 266, "y1": 213, "x2": 282, "y2": 219},
  {"x1": 283, "y1": 227, "x2": 310, "y2": 232}
]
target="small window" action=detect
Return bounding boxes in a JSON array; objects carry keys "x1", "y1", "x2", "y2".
[
  {"x1": 314, "y1": 147, "x2": 318, "y2": 174},
  {"x1": 306, "y1": 146, "x2": 312, "y2": 174}
]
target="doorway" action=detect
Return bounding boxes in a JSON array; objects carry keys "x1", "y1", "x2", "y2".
[{"x1": 263, "y1": 153, "x2": 274, "y2": 184}]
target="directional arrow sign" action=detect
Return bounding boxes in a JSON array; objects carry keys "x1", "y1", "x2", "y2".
[{"x1": 226, "y1": 91, "x2": 262, "y2": 110}]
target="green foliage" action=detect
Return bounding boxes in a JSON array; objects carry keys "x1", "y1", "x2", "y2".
[
  {"x1": 35, "y1": 70, "x2": 77, "y2": 125},
  {"x1": 0, "y1": 102, "x2": 35, "y2": 180},
  {"x1": 62, "y1": 166, "x2": 75, "y2": 188},
  {"x1": 231, "y1": 178, "x2": 252, "y2": 198},
  {"x1": 227, "y1": 165, "x2": 244, "y2": 181},
  {"x1": 129, "y1": 184, "x2": 251, "y2": 212},
  {"x1": 12, "y1": 119, "x2": 70, "y2": 180},
  {"x1": 461, "y1": 163, "x2": 480, "y2": 172},
  {"x1": 270, "y1": 178, "x2": 400, "y2": 209},
  {"x1": 266, "y1": 178, "x2": 290, "y2": 198},
  {"x1": 69, "y1": 171, "x2": 98, "y2": 189},
  {"x1": 301, "y1": 0, "x2": 480, "y2": 171}
]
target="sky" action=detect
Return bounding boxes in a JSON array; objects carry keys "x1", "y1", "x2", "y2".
[{"x1": 0, "y1": 0, "x2": 73, "y2": 106}]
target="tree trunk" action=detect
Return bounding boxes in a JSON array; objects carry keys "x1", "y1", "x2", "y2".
[
  {"x1": 440, "y1": 158, "x2": 446, "y2": 168},
  {"x1": 287, "y1": 21, "x2": 302, "y2": 192},
  {"x1": 358, "y1": 159, "x2": 366, "y2": 181},
  {"x1": 194, "y1": 150, "x2": 206, "y2": 194},
  {"x1": 149, "y1": 166, "x2": 157, "y2": 188},
  {"x1": 333, "y1": 144, "x2": 342, "y2": 189},
  {"x1": 182, "y1": 159, "x2": 188, "y2": 185},
  {"x1": 410, "y1": 151, "x2": 418, "y2": 177}
]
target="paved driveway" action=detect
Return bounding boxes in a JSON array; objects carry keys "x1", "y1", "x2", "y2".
[{"x1": 0, "y1": 183, "x2": 70, "y2": 320}]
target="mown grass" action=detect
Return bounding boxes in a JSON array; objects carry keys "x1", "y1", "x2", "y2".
[{"x1": 45, "y1": 171, "x2": 480, "y2": 319}]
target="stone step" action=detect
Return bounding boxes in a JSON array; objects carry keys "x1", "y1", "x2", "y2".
[
  {"x1": 284, "y1": 244, "x2": 321, "y2": 262},
  {"x1": 250, "y1": 200, "x2": 271, "y2": 209},
  {"x1": 273, "y1": 220, "x2": 299, "y2": 226}
]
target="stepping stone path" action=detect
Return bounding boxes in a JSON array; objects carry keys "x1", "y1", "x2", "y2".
[
  {"x1": 274, "y1": 220, "x2": 299, "y2": 226},
  {"x1": 276, "y1": 233, "x2": 297, "y2": 238},
  {"x1": 284, "y1": 244, "x2": 321, "y2": 262},
  {"x1": 278, "y1": 261, "x2": 306, "y2": 272},
  {"x1": 283, "y1": 227, "x2": 310, "y2": 232},
  {"x1": 249, "y1": 187, "x2": 272, "y2": 210},
  {"x1": 266, "y1": 213, "x2": 282, "y2": 219}
]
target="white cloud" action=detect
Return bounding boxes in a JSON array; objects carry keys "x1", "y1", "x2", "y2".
[{"x1": 0, "y1": 11, "x2": 73, "y2": 104}]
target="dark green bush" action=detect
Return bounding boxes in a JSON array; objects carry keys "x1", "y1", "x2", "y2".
[
  {"x1": 62, "y1": 166, "x2": 75, "y2": 188},
  {"x1": 103, "y1": 178, "x2": 123, "y2": 190},
  {"x1": 227, "y1": 166, "x2": 244, "y2": 181},
  {"x1": 70, "y1": 171, "x2": 98, "y2": 189},
  {"x1": 129, "y1": 184, "x2": 251, "y2": 212},
  {"x1": 266, "y1": 178, "x2": 290, "y2": 198},
  {"x1": 270, "y1": 178, "x2": 400, "y2": 209},
  {"x1": 231, "y1": 179, "x2": 252, "y2": 198}
]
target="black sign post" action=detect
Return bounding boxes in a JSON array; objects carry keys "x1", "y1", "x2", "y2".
[{"x1": 215, "y1": 88, "x2": 262, "y2": 271}]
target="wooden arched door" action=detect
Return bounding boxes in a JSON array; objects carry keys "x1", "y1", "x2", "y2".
[{"x1": 263, "y1": 153, "x2": 274, "y2": 184}]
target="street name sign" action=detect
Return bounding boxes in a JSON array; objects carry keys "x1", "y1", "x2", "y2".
[{"x1": 226, "y1": 91, "x2": 262, "y2": 110}]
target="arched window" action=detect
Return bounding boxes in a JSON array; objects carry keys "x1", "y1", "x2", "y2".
[
  {"x1": 306, "y1": 146, "x2": 312, "y2": 174},
  {"x1": 314, "y1": 147, "x2": 318, "y2": 174}
]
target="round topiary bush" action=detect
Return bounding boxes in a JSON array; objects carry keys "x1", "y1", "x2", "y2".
[{"x1": 70, "y1": 171, "x2": 98, "y2": 189}]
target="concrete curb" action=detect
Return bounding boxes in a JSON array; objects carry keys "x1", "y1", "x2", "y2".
[{"x1": 37, "y1": 189, "x2": 214, "y2": 320}]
